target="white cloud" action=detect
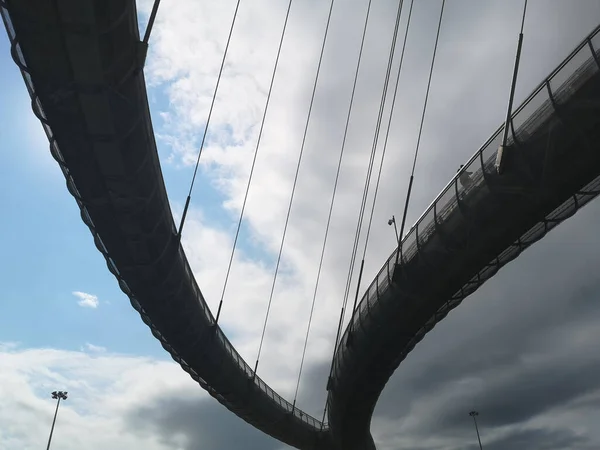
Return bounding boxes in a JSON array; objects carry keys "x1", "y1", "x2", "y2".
[
  {"x1": 82, "y1": 343, "x2": 106, "y2": 353},
  {"x1": 0, "y1": 343, "x2": 190, "y2": 450},
  {"x1": 0, "y1": 343, "x2": 279, "y2": 450},
  {"x1": 72, "y1": 291, "x2": 99, "y2": 309}
]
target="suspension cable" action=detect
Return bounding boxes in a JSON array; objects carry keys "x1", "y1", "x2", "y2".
[
  {"x1": 293, "y1": 0, "x2": 375, "y2": 411},
  {"x1": 253, "y1": 0, "x2": 337, "y2": 377},
  {"x1": 377, "y1": 0, "x2": 415, "y2": 215},
  {"x1": 344, "y1": 0, "x2": 406, "y2": 339},
  {"x1": 142, "y1": 0, "x2": 162, "y2": 45},
  {"x1": 501, "y1": 0, "x2": 528, "y2": 148},
  {"x1": 394, "y1": 0, "x2": 446, "y2": 267},
  {"x1": 520, "y1": 0, "x2": 528, "y2": 34},
  {"x1": 177, "y1": 0, "x2": 242, "y2": 237},
  {"x1": 349, "y1": 0, "x2": 415, "y2": 335},
  {"x1": 322, "y1": 5, "x2": 407, "y2": 401},
  {"x1": 214, "y1": 0, "x2": 294, "y2": 325}
]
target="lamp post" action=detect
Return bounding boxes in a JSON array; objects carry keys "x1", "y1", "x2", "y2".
[
  {"x1": 388, "y1": 215, "x2": 399, "y2": 243},
  {"x1": 46, "y1": 391, "x2": 68, "y2": 450},
  {"x1": 469, "y1": 410, "x2": 483, "y2": 450}
]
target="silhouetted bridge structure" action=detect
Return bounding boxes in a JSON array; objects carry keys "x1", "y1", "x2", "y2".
[{"x1": 2, "y1": 1, "x2": 599, "y2": 448}]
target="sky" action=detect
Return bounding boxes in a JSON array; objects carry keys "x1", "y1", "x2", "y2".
[{"x1": 1, "y1": 1, "x2": 600, "y2": 449}]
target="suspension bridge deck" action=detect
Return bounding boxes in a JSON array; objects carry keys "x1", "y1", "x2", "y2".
[
  {"x1": 327, "y1": 25, "x2": 600, "y2": 449},
  {"x1": 3, "y1": 1, "x2": 600, "y2": 449}
]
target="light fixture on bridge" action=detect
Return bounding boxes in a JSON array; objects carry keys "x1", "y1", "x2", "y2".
[{"x1": 388, "y1": 215, "x2": 399, "y2": 243}]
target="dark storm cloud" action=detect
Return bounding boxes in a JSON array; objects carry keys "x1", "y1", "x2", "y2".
[
  {"x1": 126, "y1": 390, "x2": 281, "y2": 450},
  {"x1": 429, "y1": 345, "x2": 600, "y2": 431},
  {"x1": 294, "y1": 359, "x2": 333, "y2": 418},
  {"x1": 379, "y1": 260, "x2": 600, "y2": 414},
  {"x1": 480, "y1": 427, "x2": 593, "y2": 450},
  {"x1": 370, "y1": 198, "x2": 600, "y2": 449}
]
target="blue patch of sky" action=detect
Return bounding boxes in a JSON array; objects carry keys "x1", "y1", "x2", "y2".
[
  {"x1": 1, "y1": 11, "x2": 277, "y2": 361},
  {"x1": 236, "y1": 221, "x2": 278, "y2": 268},
  {"x1": 146, "y1": 80, "x2": 278, "y2": 269},
  {"x1": 0, "y1": 30, "x2": 169, "y2": 360},
  {"x1": 137, "y1": 8, "x2": 278, "y2": 269},
  {"x1": 147, "y1": 85, "x2": 236, "y2": 229}
]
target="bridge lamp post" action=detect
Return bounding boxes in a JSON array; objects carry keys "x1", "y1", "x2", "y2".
[
  {"x1": 469, "y1": 410, "x2": 483, "y2": 450},
  {"x1": 388, "y1": 215, "x2": 399, "y2": 243},
  {"x1": 46, "y1": 391, "x2": 68, "y2": 450}
]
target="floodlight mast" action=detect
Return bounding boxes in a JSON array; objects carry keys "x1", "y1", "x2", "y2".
[
  {"x1": 46, "y1": 391, "x2": 68, "y2": 450},
  {"x1": 469, "y1": 410, "x2": 483, "y2": 450}
]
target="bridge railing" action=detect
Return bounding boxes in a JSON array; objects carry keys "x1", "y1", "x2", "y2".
[
  {"x1": 179, "y1": 249, "x2": 325, "y2": 428},
  {"x1": 340, "y1": 23, "x2": 600, "y2": 351}
]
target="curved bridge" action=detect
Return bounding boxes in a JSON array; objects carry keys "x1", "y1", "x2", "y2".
[
  {"x1": 1, "y1": 1, "x2": 330, "y2": 449},
  {"x1": 2, "y1": 1, "x2": 599, "y2": 449}
]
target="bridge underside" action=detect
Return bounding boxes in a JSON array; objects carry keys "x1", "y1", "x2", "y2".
[{"x1": 327, "y1": 31, "x2": 600, "y2": 449}]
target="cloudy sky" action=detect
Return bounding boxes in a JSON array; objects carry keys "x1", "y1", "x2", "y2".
[{"x1": 1, "y1": 0, "x2": 600, "y2": 449}]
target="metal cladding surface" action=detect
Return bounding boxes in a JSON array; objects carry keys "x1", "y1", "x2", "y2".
[
  {"x1": 326, "y1": 25, "x2": 600, "y2": 449},
  {"x1": 0, "y1": 1, "x2": 331, "y2": 449}
]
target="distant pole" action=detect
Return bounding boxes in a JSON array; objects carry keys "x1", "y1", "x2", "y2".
[
  {"x1": 469, "y1": 411, "x2": 483, "y2": 450},
  {"x1": 46, "y1": 391, "x2": 68, "y2": 450},
  {"x1": 388, "y1": 215, "x2": 399, "y2": 244}
]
